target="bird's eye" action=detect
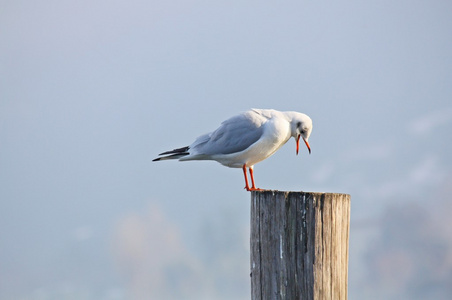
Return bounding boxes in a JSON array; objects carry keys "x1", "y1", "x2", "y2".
[{"x1": 297, "y1": 121, "x2": 301, "y2": 127}]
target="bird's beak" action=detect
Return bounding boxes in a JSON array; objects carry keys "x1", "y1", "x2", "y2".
[
  {"x1": 296, "y1": 135, "x2": 300, "y2": 155},
  {"x1": 303, "y1": 136, "x2": 311, "y2": 154},
  {"x1": 296, "y1": 135, "x2": 311, "y2": 155}
]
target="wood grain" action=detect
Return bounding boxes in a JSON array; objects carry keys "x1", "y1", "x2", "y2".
[{"x1": 250, "y1": 191, "x2": 350, "y2": 300}]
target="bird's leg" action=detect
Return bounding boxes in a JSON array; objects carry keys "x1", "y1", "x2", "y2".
[
  {"x1": 243, "y1": 165, "x2": 262, "y2": 191},
  {"x1": 242, "y1": 164, "x2": 252, "y2": 191},
  {"x1": 249, "y1": 166, "x2": 262, "y2": 191}
]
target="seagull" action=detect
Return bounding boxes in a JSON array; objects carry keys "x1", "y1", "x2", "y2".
[{"x1": 153, "y1": 109, "x2": 312, "y2": 191}]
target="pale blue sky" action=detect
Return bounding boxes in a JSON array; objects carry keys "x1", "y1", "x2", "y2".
[{"x1": 1, "y1": 0, "x2": 452, "y2": 299}]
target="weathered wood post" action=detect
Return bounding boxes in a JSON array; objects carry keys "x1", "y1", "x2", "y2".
[{"x1": 250, "y1": 191, "x2": 350, "y2": 300}]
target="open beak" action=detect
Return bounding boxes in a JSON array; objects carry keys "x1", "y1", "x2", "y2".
[{"x1": 296, "y1": 135, "x2": 311, "y2": 155}]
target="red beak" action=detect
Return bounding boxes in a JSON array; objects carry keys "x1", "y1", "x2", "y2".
[
  {"x1": 296, "y1": 135, "x2": 311, "y2": 155},
  {"x1": 296, "y1": 135, "x2": 300, "y2": 155}
]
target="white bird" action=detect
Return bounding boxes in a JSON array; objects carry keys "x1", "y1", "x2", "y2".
[{"x1": 153, "y1": 109, "x2": 313, "y2": 191}]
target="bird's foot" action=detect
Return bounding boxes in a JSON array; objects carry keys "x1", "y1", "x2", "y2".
[{"x1": 245, "y1": 187, "x2": 263, "y2": 192}]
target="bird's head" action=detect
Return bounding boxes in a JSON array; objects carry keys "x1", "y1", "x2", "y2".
[{"x1": 286, "y1": 112, "x2": 312, "y2": 155}]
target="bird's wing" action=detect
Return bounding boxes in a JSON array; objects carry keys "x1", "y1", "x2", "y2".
[{"x1": 191, "y1": 111, "x2": 266, "y2": 155}]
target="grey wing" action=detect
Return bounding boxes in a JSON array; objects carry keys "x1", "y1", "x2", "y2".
[{"x1": 192, "y1": 112, "x2": 265, "y2": 155}]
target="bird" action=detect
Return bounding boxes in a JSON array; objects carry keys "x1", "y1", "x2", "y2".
[{"x1": 153, "y1": 109, "x2": 312, "y2": 191}]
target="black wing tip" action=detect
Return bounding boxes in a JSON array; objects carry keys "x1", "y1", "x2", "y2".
[
  {"x1": 153, "y1": 152, "x2": 190, "y2": 161},
  {"x1": 158, "y1": 146, "x2": 190, "y2": 156},
  {"x1": 154, "y1": 146, "x2": 190, "y2": 161}
]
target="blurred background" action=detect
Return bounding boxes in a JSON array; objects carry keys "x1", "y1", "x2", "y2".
[{"x1": 1, "y1": 0, "x2": 452, "y2": 299}]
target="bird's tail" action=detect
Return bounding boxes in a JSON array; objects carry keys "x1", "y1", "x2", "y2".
[{"x1": 152, "y1": 146, "x2": 190, "y2": 161}]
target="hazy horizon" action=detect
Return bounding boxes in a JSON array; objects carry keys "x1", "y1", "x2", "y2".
[{"x1": 1, "y1": 0, "x2": 452, "y2": 299}]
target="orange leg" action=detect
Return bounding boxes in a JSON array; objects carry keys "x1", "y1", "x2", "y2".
[
  {"x1": 242, "y1": 164, "x2": 262, "y2": 191},
  {"x1": 249, "y1": 166, "x2": 257, "y2": 189},
  {"x1": 249, "y1": 166, "x2": 262, "y2": 191},
  {"x1": 242, "y1": 164, "x2": 251, "y2": 191}
]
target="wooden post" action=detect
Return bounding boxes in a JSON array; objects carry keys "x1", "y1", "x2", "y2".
[{"x1": 250, "y1": 191, "x2": 350, "y2": 300}]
